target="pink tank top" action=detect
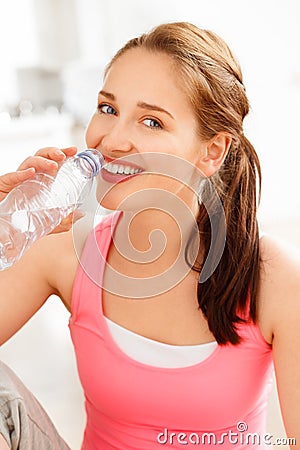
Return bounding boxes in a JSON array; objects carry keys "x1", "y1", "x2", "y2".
[{"x1": 69, "y1": 211, "x2": 274, "y2": 450}]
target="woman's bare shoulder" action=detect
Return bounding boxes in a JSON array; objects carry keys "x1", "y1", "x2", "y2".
[
  {"x1": 259, "y1": 233, "x2": 300, "y2": 282},
  {"x1": 257, "y1": 233, "x2": 300, "y2": 343}
]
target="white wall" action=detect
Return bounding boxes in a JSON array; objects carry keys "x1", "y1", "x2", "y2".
[{"x1": 0, "y1": 0, "x2": 38, "y2": 105}]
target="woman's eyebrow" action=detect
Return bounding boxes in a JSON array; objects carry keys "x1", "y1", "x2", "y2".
[
  {"x1": 137, "y1": 101, "x2": 174, "y2": 119},
  {"x1": 98, "y1": 90, "x2": 174, "y2": 119},
  {"x1": 98, "y1": 90, "x2": 115, "y2": 100}
]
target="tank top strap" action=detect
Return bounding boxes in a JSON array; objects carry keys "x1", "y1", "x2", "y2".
[{"x1": 70, "y1": 211, "x2": 121, "y2": 323}]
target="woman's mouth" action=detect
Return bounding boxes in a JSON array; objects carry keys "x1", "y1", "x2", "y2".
[{"x1": 101, "y1": 160, "x2": 144, "y2": 183}]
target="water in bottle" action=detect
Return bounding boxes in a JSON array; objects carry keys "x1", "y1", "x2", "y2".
[{"x1": 0, "y1": 149, "x2": 104, "y2": 270}]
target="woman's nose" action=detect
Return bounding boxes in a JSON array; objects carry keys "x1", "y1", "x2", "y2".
[{"x1": 100, "y1": 123, "x2": 134, "y2": 154}]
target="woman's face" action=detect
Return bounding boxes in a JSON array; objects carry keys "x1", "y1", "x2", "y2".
[{"x1": 85, "y1": 48, "x2": 207, "y2": 212}]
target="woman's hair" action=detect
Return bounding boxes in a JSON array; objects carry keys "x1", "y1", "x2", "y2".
[{"x1": 106, "y1": 22, "x2": 262, "y2": 345}]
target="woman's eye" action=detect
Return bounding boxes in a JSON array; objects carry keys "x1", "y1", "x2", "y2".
[
  {"x1": 97, "y1": 104, "x2": 117, "y2": 115},
  {"x1": 143, "y1": 118, "x2": 162, "y2": 129}
]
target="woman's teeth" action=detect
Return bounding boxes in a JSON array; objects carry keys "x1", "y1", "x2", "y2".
[{"x1": 104, "y1": 163, "x2": 143, "y2": 175}]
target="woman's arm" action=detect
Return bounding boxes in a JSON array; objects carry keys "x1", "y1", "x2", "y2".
[
  {"x1": 259, "y1": 235, "x2": 300, "y2": 444},
  {"x1": 0, "y1": 146, "x2": 78, "y2": 345},
  {"x1": 0, "y1": 233, "x2": 59, "y2": 345}
]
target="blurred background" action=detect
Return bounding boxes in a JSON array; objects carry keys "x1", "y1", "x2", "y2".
[{"x1": 0, "y1": 0, "x2": 299, "y2": 448}]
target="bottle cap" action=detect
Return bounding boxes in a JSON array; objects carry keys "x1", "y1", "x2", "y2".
[{"x1": 77, "y1": 149, "x2": 105, "y2": 176}]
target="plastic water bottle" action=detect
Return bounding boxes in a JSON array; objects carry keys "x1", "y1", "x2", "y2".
[{"x1": 0, "y1": 149, "x2": 104, "y2": 270}]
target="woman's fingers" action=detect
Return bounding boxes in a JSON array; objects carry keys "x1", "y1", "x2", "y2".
[
  {"x1": 0, "y1": 168, "x2": 36, "y2": 201},
  {"x1": 17, "y1": 146, "x2": 78, "y2": 175},
  {"x1": 34, "y1": 146, "x2": 77, "y2": 160},
  {"x1": 17, "y1": 156, "x2": 58, "y2": 175}
]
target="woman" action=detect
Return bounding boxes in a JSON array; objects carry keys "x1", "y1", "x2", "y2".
[{"x1": 0, "y1": 22, "x2": 299, "y2": 449}]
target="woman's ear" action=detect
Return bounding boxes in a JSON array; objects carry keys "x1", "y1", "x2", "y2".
[{"x1": 198, "y1": 132, "x2": 232, "y2": 177}]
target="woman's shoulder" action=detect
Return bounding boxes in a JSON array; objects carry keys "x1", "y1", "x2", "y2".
[
  {"x1": 259, "y1": 233, "x2": 300, "y2": 282},
  {"x1": 257, "y1": 233, "x2": 300, "y2": 343}
]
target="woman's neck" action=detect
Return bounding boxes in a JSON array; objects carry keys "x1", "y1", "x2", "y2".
[{"x1": 115, "y1": 207, "x2": 199, "y2": 267}]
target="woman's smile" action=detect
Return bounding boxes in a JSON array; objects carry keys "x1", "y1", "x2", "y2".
[{"x1": 101, "y1": 163, "x2": 144, "y2": 183}]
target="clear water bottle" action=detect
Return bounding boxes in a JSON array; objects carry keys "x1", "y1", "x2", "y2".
[{"x1": 0, "y1": 149, "x2": 104, "y2": 270}]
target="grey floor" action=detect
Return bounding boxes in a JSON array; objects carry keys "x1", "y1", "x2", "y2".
[{"x1": 0, "y1": 218, "x2": 298, "y2": 449}]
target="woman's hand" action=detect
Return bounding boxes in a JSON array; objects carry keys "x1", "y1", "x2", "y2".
[
  {"x1": 0, "y1": 168, "x2": 36, "y2": 202},
  {"x1": 0, "y1": 146, "x2": 82, "y2": 233}
]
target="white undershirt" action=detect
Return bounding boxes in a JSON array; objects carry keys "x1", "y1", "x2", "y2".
[{"x1": 104, "y1": 317, "x2": 217, "y2": 368}]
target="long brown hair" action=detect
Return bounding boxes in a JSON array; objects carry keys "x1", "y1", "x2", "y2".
[{"x1": 106, "y1": 22, "x2": 262, "y2": 345}]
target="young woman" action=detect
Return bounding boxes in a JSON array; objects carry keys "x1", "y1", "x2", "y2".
[{"x1": 0, "y1": 22, "x2": 299, "y2": 449}]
